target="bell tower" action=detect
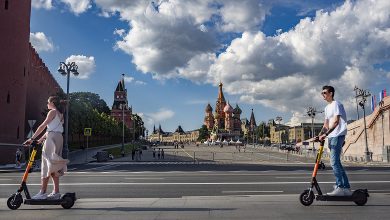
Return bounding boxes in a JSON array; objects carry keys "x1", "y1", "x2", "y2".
[{"x1": 111, "y1": 74, "x2": 132, "y2": 129}]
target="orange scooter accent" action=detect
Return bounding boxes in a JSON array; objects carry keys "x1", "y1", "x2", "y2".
[
  {"x1": 21, "y1": 149, "x2": 36, "y2": 183},
  {"x1": 311, "y1": 143, "x2": 324, "y2": 178}
]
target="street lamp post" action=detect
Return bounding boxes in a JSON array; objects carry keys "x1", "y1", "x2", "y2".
[
  {"x1": 132, "y1": 115, "x2": 136, "y2": 142},
  {"x1": 262, "y1": 122, "x2": 265, "y2": 145},
  {"x1": 355, "y1": 87, "x2": 371, "y2": 162},
  {"x1": 252, "y1": 126, "x2": 255, "y2": 147},
  {"x1": 120, "y1": 103, "x2": 127, "y2": 157},
  {"x1": 58, "y1": 62, "x2": 79, "y2": 159},
  {"x1": 307, "y1": 107, "x2": 322, "y2": 149},
  {"x1": 275, "y1": 116, "x2": 282, "y2": 148},
  {"x1": 354, "y1": 86, "x2": 360, "y2": 120}
]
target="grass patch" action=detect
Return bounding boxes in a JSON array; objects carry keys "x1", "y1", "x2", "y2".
[{"x1": 103, "y1": 143, "x2": 139, "y2": 158}]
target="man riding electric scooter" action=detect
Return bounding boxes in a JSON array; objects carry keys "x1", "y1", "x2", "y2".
[
  {"x1": 319, "y1": 85, "x2": 352, "y2": 196},
  {"x1": 299, "y1": 85, "x2": 368, "y2": 206}
]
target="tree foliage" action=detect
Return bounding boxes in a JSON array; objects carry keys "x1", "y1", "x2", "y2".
[
  {"x1": 255, "y1": 121, "x2": 270, "y2": 139},
  {"x1": 66, "y1": 92, "x2": 145, "y2": 149},
  {"x1": 198, "y1": 125, "x2": 209, "y2": 141},
  {"x1": 69, "y1": 92, "x2": 110, "y2": 114}
]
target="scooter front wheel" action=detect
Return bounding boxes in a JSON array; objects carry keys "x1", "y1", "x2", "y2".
[
  {"x1": 7, "y1": 193, "x2": 23, "y2": 210},
  {"x1": 61, "y1": 195, "x2": 75, "y2": 209},
  {"x1": 299, "y1": 190, "x2": 314, "y2": 206}
]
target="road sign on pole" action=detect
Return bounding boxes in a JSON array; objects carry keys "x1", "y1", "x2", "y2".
[
  {"x1": 84, "y1": 128, "x2": 92, "y2": 163},
  {"x1": 84, "y1": 128, "x2": 92, "y2": 136},
  {"x1": 27, "y1": 120, "x2": 36, "y2": 138}
]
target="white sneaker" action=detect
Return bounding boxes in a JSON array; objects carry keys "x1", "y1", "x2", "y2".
[
  {"x1": 32, "y1": 191, "x2": 47, "y2": 200},
  {"x1": 327, "y1": 187, "x2": 344, "y2": 196},
  {"x1": 47, "y1": 192, "x2": 61, "y2": 200},
  {"x1": 343, "y1": 188, "x2": 353, "y2": 196}
]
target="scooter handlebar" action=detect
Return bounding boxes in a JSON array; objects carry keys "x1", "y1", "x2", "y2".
[
  {"x1": 312, "y1": 136, "x2": 325, "y2": 146},
  {"x1": 22, "y1": 140, "x2": 41, "y2": 148}
]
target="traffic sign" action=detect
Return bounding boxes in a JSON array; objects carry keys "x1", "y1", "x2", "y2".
[
  {"x1": 84, "y1": 128, "x2": 92, "y2": 136},
  {"x1": 27, "y1": 120, "x2": 36, "y2": 138}
]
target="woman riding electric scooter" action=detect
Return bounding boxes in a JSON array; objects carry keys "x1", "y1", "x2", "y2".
[{"x1": 24, "y1": 96, "x2": 69, "y2": 200}]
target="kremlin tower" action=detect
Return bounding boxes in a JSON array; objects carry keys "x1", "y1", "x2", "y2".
[{"x1": 111, "y1": 75, "x2": 132, "y2": 130}]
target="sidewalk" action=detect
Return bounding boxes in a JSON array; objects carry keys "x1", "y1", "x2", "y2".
[
  {"x1": 68, "y1": 143, "x2": 122, "y2": 165},
  {"x1": 0, "y1": 143, "x2": 124, "y2": 172}
]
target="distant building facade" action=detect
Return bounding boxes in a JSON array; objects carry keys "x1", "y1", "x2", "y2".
[
  {"x1": 269, "y1": 120, "x2": 322, "y2": 144},
  {"x1": 148, "y1": 125, "x2": 199, "y2": 143}
]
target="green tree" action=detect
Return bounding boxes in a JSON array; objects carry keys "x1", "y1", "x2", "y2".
[
  {"x1": 256, "y1": 121, "x2": 270, "y2": 139},
  {"x1": 131, "y1": 114, "x2": 145, "y2": 140},
  {"x1": 69, "y1": 92, "x2": 110, "y2": 114},
  {"x1": 198, "y1": 125, "x2": 209, "y2": 141}
]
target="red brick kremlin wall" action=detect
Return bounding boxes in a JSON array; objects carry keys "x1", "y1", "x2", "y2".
[{"x1": 0, "y1": 0, "x2": 61, "y2": 164}]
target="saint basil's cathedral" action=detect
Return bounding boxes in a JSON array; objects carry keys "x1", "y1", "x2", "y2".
[{"x1": 204, "y1": 83, "x2": 256, "y2": 141}]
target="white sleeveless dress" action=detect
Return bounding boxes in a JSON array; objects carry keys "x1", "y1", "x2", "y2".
[{"x1": 41, "y1": 112, "x2": 69, "y2": 178}]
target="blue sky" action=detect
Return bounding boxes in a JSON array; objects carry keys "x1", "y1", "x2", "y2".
[{"x1": 30, "y1": 0, "x2": 390, "y2": 133}]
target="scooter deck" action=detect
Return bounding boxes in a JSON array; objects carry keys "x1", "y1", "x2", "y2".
[
  {"x1": 24, "y1": 199, "x2": 64, "y2": 205},
  {"x1": 23, "y1": 192, "x2": 77, "y2": 205},
  {"x1": 316, "y1": 189, "x2": 369, "y2": 202},
  {"x1": 316, "y1": 195, "x2": 354, "y2": 201}
]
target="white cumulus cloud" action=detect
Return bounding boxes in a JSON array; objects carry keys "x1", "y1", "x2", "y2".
[
  {"x1": 145, "y1": 108, "x2": 175, "y2": 124},
  {"x1": 123, "y1": 76, "x2": 146, "y2": 85},
  {"x1": 32, "y1": 0, "x2": 53, "y2": 10},
  {"x1": 65, "y1": 55, "x2": 96, "y2": 79},
  {"x1": 91, "y1": 0, "x2": 390, "y2": 123},
  {"x1": 61, "y1": 0, "x2": 92, "y2": 15},
  {"x1": 30, "y1": 32, "x2": 55, "y2": 52}
]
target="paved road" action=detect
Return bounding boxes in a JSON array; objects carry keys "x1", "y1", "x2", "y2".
[
  {"x1": 1, "y1": 143, "x2": 389, "y2": 219},
  {"x1": 1, "y1": 164, "x2": 390, "y2": 219}
]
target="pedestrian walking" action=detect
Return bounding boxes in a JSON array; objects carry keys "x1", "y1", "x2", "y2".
[
  {"x1": 161, "y1": 149, "x2": 164, "y2": 159},
  {"x1": 153, "y1": 149, "x2": 156, "y2": 159},
  {"x1": 15, "y1": 148, "x2": 22, "y2": 168},
  {"x1": 131, "y1": 149, "x2": 135, "y2": 160},
  {"x1": 158, "y1": 148, "x2": 161, "y2": 159}
]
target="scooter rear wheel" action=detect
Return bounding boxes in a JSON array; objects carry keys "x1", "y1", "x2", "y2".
[
  {"x1": 353, "y1": 190, "x2": 368, "y2": 206},
  {"x1": 7, "y1": 193, "x2": 23, "y2": 210},
  {"x1": 300, "y1": 190, "x2": 314, "y2": 206},
  {"x1": 61, "y1": 195, "x2": 75, "y2": 209}
]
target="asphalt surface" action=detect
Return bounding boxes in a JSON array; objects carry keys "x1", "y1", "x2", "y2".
[
  {"x1": 1, "y1": 143, "x2": 389, "y2": 219},
  {"x1": 1, "y1": 163, "x2": 390, "y2": 219}
]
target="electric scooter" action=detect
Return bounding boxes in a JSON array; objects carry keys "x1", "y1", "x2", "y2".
[
  {"x1": 299, "y1": 137, "x2": 369, "y2": 206},
  {"x1": 7, "y1": 141, "x2": 76, "y2": 210}
]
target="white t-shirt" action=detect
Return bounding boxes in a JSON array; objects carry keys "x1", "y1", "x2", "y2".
[{"x1": 324, "y1": 100, "x2": 347, "y2": 137}]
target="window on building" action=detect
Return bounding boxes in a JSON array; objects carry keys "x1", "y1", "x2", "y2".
[
  {"x1": 7, "y1": 92, "x2": 10, "y2": 103},
  {"x1": 5, "y1": 0, "x2": 9, "y2": 10}
]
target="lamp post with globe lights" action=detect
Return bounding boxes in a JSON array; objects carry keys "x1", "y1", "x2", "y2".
[
  {"x1": 355, "y1": 86, "x2": 372, "y2": 162},
  {"x1": 58, "y1": 62, "x2": 79, "y2": 159},
  {"x1": 275, "y1": 116, "x2": 283, "y2": 148}
]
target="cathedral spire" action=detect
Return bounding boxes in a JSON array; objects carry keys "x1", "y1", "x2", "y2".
[
  {"x1": 218, "y1": 82, "x2": 226, "y2": 103},
  {"x1": 250, "y1": 109, "x2": 257, "y2": 127}
]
